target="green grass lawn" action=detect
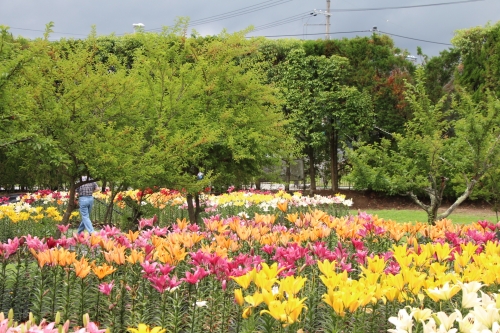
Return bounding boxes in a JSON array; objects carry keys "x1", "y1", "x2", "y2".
[{"x1": 350, "y1": 209, "x2": 499, "y2": 224}]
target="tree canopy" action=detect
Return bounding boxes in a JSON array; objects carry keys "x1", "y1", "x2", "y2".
[{"x1": 347, "y1": 68, "x2": 500, "y2": 224}]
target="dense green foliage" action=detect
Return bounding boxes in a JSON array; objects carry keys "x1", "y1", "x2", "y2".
[
  {"x1": 347, "y1": 68, "x2": 500, "y2": 223},
  {"x1": 3, "y1": 18, "x2": 500, "y2": 224}
]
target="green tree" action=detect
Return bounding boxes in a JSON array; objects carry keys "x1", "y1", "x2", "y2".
[
  {"x1": 452, "y1": 21, "x2": 500, "y2": 102},
  {"x1": 422, "y1": 48, "x2": 460, "y2": 103},
  {"x1": 3, "y1": 26, "x2": 144, "y2": 224},
  {"x1": 303, "y1": 35, "x2": 416, "y2": 136},
  {"x1": 131, "y1": 23, "x2": 289, "y2": 223},
  {"x1": 347, "y1": 67, "x2": 500, "y2": 224},
  {"x1": 0, "y1": 26, "x2": 47, "y2": 190},
  {"x1": 277, "y1": 47, "x2": 372, "y2": 192}
]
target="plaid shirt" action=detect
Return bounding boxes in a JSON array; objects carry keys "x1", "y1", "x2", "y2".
[{"x1": 77, "y1": 182, "x2": 98, "y2": 196}]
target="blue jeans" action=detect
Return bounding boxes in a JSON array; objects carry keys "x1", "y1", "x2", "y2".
[{"x1": 78, "y1": 196, "x2": 95, "y2": 234}]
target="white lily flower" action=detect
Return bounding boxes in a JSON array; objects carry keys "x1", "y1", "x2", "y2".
[
  {"x1": 436, "y1": 325, "x2": 457, "y2": 333},
  {"x1": 412, "y1": 307, "x2": 433, "y2": 322},
  {"x1": 389, "y1": 308, "x2": 414, "y2": 333},
  {"x1": 463, "y1": 291, "x2": 482, "y2": 309},
  {"x1": 472, "y1": 304, "x2": 500, "y2": 329},
  {"x1": 470, "y1": 321, "x2": 500, "y2": 333},
  {"x1": 481, "y1": 291, "x2": 496, "y2": 308},
  {"x1": 195, "y1": 301, "x2": 207, "y2": 307},
  {"x1": 422, "y1": 318, "x2": 437, "y2": 333},
  {"x1": 459, "y1": 281, "x2": 485, "y2": 294},
  {"x1": 455, "y1": 309, "x2": 482, "y2": 333},
  {"x1": 434, "y1": 311, "x2": 458, "y2": 331}
]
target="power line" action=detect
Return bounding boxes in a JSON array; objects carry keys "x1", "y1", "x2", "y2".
[
  {"x1": 146, "y1": 0, "x2": 293, "y2": 32},
  {"x1": 248, "y1": 30, "x2": 372, "y2": 38},
  {"x1": 328, "y1": 0, "x2": 483, "y2": 12},
  {"x1": 7, "y1": 27, "x2": 87, "y2": 36},
  {"x1": 378, "y1": 30, "x2": 452, "y2": 46},
  {"x1": 252, "y1": 12, "x2": 313, "y2": 32},
  {"x1": 249, "y1": 30, "x2": 453, "y2": 47},
  {"x1": 185, "y1": 0, "x2": 483, "y2": 30},
  {"x1": 190, "y1": 0, "x2": 292, "y2": 26},
  {"x1": 7, "y1": 0, "x2": 483, "y2": 38},
  {"x1": 148, "y1": 0, "x2": 482, "y2": 32}
]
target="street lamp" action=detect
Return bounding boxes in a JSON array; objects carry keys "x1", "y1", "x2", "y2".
[{"x1": 132, "y1": 23, "x2": 144, "y2": 33}]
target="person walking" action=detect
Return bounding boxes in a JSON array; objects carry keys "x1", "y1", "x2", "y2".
[{"x1": 76, "y1": 176, "x2": 99, "y2": 234}]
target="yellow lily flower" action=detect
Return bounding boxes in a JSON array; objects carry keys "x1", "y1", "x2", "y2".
[
  {"x1": 128, "y1": 324, "x2": 165, "y2": 333},
  {"x1": 278, "y1": 275, "x2": 307, "y2": 296},
  {"x1": 244, "y1": 291, "x2": 264, "y2": 307},
  {"x1": 317, "y1": 259, "x2": 337, "y2": 278},
  {"x1": 231, "y1": 269, "x2": 255, "y2": 290},
  {"x1": 234, "y1": 289, "x2": 244, "y2": 306},
  {"x1": 425, "y1": 282, "x2": 460, "y2": 302}
]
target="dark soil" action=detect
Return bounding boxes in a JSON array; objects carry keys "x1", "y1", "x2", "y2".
[{"x1": 313, "y1": 189, "x2": 495, "y2": 214}]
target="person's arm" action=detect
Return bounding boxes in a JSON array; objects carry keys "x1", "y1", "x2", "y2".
[{"x1": 93, "y1": 182, "x2": 100, "y2": 192}]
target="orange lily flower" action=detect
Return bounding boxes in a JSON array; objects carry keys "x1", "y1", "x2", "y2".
[
  {"x1": 104, "y1": 246, "x2": 126, "y2": 265},
  {"x1": 100, "y1": 239, "x2": 115, "y2": 251},
  {"x1": 286, "y1": 213, "x2": 298, "y2": 224},
  {"x1": 73, "y1": 257, "x2": 91, "y2": 278},
  {"x1": 254, "y1": 214, "x2": 276, "y2": 225},
  {"x1": 57, "y1": 248, "x2": 77, "y2": 267},
  {"x1": 125, "y1": 230, "x2": 140, "y2": 242},
  {"x1": 175, "y1": 218, "x2": 188, "y2": 231},
  {"x1": 276, "y1": 201, "x2": 288, "y2": 213},
  {"x1": 236, "y1": 226, "x2": 252, "y2": 241},
  {"x1": 92, "y1": 263, "x2": 116, "y2": 279},
  {"x1": 89, "y1": 234, "x2": 102, "y2": 247},
  {"x1": 126, "y1": 249, "x2": 145, "y2": 264}
]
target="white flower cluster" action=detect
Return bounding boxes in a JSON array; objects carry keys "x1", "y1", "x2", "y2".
[{"x1": 389, "y1": 282, "x2": 500, "y2": 333}]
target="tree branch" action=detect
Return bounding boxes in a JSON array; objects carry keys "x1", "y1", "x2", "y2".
[
  {"x1": 0, "y1": 137, "x2": 32, "y2": 148},
  {"x1": 406, "y1": 191, "x2": 430, "y2": 212},
  {"x1": 437, "y1": 179, "x2": 476, "y2": 220}
]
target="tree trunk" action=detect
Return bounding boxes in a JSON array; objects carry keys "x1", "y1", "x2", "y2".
[
  {"x1": 195, "y1": 193, "x2": 202, "y2": 223},
  {"x1": 104, "y1": 184, "x2": 123, "y2": 225},
  {"x1": 407, "y1": 176, "x2": 462, "y2": 225},
  {"x1": 308, "y1": 147, "x2": 316, "y2": 194},
  {"x1": 58, "y1": 182, "x2": 77, "y2": 238},
  {"x1": 285, "y1": 161, "x2": 291, "y2": 192},
  {"x1": 187, "y1": 193, "x2": 196, "y2": 224},
  {"x1": 330, "y1": 128, "x2": 339, "y2": 192},
  {"x1": 408, "y1": 190, "x2": 441, "y2": 226},
  {"x1": 62, "y1": 183, "x2": 77, "y2": 225}
]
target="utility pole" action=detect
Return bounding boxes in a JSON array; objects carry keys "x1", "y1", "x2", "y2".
[
  {"x1": 326, "y1": 0, "x2": 331, "y2": 40},
  {"x1": 314, "y1": 1, "x2": 331, "y2": 40}
]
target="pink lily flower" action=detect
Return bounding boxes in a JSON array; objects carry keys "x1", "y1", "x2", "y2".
[
  {"x1": 57, "y1": 224, "x2": 70, "y2": 233},
  {"x1": 99, "y1": 280, "x2": 115, "y2": 296},
  {"x1": 138, "y1": 215, "x2": 157, "y2": 230}
]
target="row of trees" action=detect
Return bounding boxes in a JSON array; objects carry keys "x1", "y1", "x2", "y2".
[
  {"x1": 347, "y1": 23, "x2": 500, "y2": 223},
  {"x1": 1, "y1": 20, "x2": 500, "y2": 223}
]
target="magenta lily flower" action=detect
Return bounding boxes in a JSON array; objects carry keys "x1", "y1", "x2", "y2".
[{"x1": 99, "y1": 280, "x2": 115, "y2": 296}]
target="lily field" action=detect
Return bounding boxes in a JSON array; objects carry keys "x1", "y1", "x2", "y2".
[{"x1": 0, "y1": 189, "x2": 499, "y2": 333}]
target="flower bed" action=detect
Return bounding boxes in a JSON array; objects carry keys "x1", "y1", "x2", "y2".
[{"x1": 0, "y1": 190, "x2": 499, "y2": 332}]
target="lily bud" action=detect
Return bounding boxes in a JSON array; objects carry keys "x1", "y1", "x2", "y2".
[
  {"x1": 83, "y1": 313, "x2": 89, "y2": 327},
  {"x1": 8, "y1": 309, "x2": 13, "y2": 327}
]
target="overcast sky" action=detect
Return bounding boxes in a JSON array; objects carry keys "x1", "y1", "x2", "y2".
[{"x1": 2, "y1": 0, "x2": 499, "y2": 58}]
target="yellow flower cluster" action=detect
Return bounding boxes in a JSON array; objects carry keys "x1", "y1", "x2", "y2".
[
  {"x1": 232, "y1": 263, "x2": 308, "y2": 326},
  {"x1": 319, "y1": 241, "x2": 500, "y2": 318},
  {"x1": 0, "y1": 204, "x2": 65, "y2": 223}
]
